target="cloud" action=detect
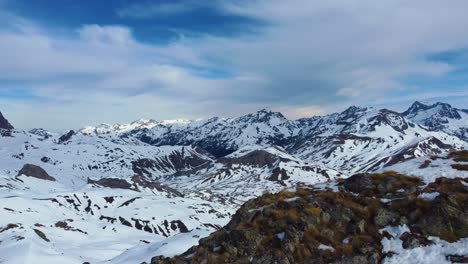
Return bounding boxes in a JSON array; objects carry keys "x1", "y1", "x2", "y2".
[
  {"x1": 1, "y1": 0, "x2": 468, "y2": 130},
  {"x1": 78, "y1": 25, "x2": 134, "y2": 45},
  {"x1": 116, "y1": 1, "x2": 213, "y2": 19}
]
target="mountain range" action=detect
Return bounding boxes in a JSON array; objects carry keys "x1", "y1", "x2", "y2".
[{"x1": 0, "y1": 101, "x2": 467, "y2": 263}]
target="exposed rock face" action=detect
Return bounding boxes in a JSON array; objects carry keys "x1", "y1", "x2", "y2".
[
  {"x1": 87, "y1": 175, "x2": 182, "y2": 197},
  {"x1": 0, "y1": 111, "x2": 13, "y2": 130},
  {"x1": 17, "y1": 164, "x2": 56, "y2": 181},
  {"x1": 151, "y1": 172, "x2": 467, "y2": 264},
  {"x1": 87, "y1": 177, "x2": 132, "y2": 189},
  {"x1": 58, "y1": 130, "x2": 75, "y2": 144}
]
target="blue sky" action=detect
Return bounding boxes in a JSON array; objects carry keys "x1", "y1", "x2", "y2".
[{"x1": 0, "y1": 0, "x2": 468, "y2": 130}]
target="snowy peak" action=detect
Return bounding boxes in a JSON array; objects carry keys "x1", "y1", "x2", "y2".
[
  {"x1": 403, "y1": 101, "x2": 462, "y2": 120},
  {"x1": 80, "y1": 118, "x2": 161, "y2": 135},
  {"x1": 367, "y1": 109, "x2": 409, "y2": 132},
  {"x1": 402, "y1": 101, "x2": 431, "y2": 116},
  {"x1": 402, "y1": 101, "x2": 468, "y2": 141},
  {"x1": 0, "y1": 111, "x2": 13, "y2": 130},
  {"x1": 238, "y1": 109, "x2": 288, "y2": 123}
]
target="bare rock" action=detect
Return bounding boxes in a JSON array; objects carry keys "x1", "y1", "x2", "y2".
[{"x1": 17, "y1": 164, "x2": 56, "y2": 181}]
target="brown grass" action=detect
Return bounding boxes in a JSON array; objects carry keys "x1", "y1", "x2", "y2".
[
  {"x1": 304, "y1": 207, "x2": 321, "y2": 216},
  {"x1": 370, "y1": 171, "x2": 424, "y2": 192},
  {"x1": 449, "y1": 150, "x2": 468, "y2": 162},
  {"x1": 271, "y1": 208, "x2": 300, "y2": 223}
]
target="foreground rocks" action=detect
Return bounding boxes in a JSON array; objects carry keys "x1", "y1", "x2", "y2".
[{"x1": 151, "y1": 172, "x2": 467, "y2": 264}]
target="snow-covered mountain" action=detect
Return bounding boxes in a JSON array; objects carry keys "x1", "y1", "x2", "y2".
[
  {"x1": 289, "y1": 106, "x2": 466, "y2": 173},
  {"x1": 0, "y1": 101, "x2": 467, "y2": 263},
  {"x1": 402, "y1": 101, "x2": 468, "y2": 141}
]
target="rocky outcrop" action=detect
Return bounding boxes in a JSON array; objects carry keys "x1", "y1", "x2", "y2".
[
  {"x1": 151, "y1": 172, "x2": 467, "y2": 264},
  {"x1": 87, "y1": 177, "x2": 132, "y2": 189},
  {"x1": 0, "y1": 111, "x2": 13, "y2": 130},
  {"x1": 57, "y1": 130, "x2": 75, "y2": 144},
  {"x1": 17, "y1": 164, "x2": 56, "y2": 181},
  {"x1": 88, "y1": 175, "x2": 182, "y2": 197}
]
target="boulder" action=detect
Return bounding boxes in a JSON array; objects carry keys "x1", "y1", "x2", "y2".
[{"x1": 17, "y1": 164, "x2": 56, "y2": 181}]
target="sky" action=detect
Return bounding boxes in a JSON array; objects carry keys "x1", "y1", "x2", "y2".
[{"x1": 1, "y1": 0, "x2": 468, "y2": 130}]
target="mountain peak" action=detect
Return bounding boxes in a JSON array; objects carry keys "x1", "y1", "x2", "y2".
[
  {"x1": 402, "y1": 101, "x2": 430, "y2": 116},
  {"x1": 240, "y1": 108, "x2": 287, "y2": 123},
  {"x1": 0, "y1": 111, "x2": 13, "y2": 130}
]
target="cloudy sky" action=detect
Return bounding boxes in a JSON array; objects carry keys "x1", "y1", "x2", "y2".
[{"x1": 1, "y1": 0, "x2": 468, "y2": 130}]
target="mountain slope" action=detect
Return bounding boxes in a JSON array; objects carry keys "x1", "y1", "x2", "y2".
[
  {"x1": 151, "y1": 172, "x2": 468, "y2": 264},
  {"x1": 402, "y1": 101, "x2": 468, "y2": 141},
  {"x1": 0, "y1": 102, "x2": 466, "y2": 264},
  {"x1": 289, "y1": 107, "x2": 466, "y2": 174}
]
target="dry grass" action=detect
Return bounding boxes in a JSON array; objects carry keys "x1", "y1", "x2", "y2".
[
  {"x1": 304, "y1": 207, "x2": 321, "y2": 216},
  {"x1": 449, "y1": 150, "x2": 468, "y2": 162},
  {"x1": 370, "y1": 171, "x2": 424, "y2": 192},
  {"x1": 317, "y1": 191, "x2": 371, "y2": 219},
  {"x1": 271, "y1": 208, "x2": 300, "y2": 222}
]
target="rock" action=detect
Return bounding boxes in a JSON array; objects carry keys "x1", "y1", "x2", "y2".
[
  {"x1": 415, "y1": 179, "x2": 468, "y2": 242},
  {"x1": 446, "y1": 254, "x2": 468, "y2": 263},
  {"x1": 399, "y1": 232, "x2": 433, "y2": 249},
  {"x1": 151, "y1": 174, "x2": 466, "y2": 264},
  {"x1": 33, "y1": 228, "x2": 50, "y2": 242},
  {"x1": 0, "y1": 111, "x2": 13, "y2": 130},
  {"x1": 88, "y1": 177, "x2": 132, "y2": 189},
  {"x1": 342, "y1": 173, "x2": 374, "y2": 193},
  {"x1": 58, "y1": 130, "x2": 75, "y2": 144},
  {"x1": 17, "y1": 164, "x2": 56, "y2": 181},
  {"x1": 374, "y1": 208, "x2": 398, "y2": 227}
]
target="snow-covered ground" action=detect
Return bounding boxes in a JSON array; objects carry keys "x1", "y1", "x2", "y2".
[
  {"x1": 381, "y1": 225, "x2": 468, "y2": 264},
  {"x1": 0, "y1": 102, "x2": 466, "y2": 263}
]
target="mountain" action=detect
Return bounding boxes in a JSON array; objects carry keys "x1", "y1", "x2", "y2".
[
  {"x1": 80, "y1": 105, "x2": 467, "y2": 175},
  {"x1": 151, "y1": 172, "x2": 468, "y2": 264},
  {"x1": 127, "y1": 109, "x2": 298, "y2": 158},
  {"x1": 402, "y1": 101, "x2": 468, "y2": 141},
  {"x1": 289, "y1": 106, "x2": 466, "y2": 173},
  {"x1": 163, "y1": 145, "x2": 343, "y2": 202},
  {"x1": 0, "y1": 102, "x2": 466, "y2": 263}
]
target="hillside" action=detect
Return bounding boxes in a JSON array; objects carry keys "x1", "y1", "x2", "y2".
[{"x1": 151, "y1": 172, "x2": 468, "y2": 264}]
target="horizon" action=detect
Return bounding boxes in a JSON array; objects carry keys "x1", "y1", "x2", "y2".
[
  {"x1": 1, "y1": 1, "x2": 468, "y2": 130},
  {"x1": 2, "y1": 99, "x2": 466, "y2": 132}
]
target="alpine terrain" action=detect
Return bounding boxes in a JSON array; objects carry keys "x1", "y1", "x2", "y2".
[{"x1": 0, "y1": 101, "x2": 467, "y2": 264}]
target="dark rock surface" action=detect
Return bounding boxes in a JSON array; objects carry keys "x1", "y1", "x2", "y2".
[
  {"x1": 17, "y1": 164, "x2": 56, "y2": 181},
  {"x1": 58, "y1": 130, "x2": 75, "y2": 144},
  {"x1": 0, "y1": 111, "x2": 13, "y2": 130}
]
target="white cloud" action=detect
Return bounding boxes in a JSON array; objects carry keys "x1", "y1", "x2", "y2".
[
  {"x1": 116, "y1": 1, "x2": 212, "y2": 19},
  {"x1": 78, "y1": 25, "x2": 134, "y2": 46},
  {"x1": 1, "y1": 0, "x2": 468, "y2": 129}
]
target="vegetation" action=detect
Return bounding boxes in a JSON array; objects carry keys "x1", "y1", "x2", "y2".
[
  {"x1": 152, "y1": 173, "x2": 468, "y2": 264},
  {"x1": 449, "y1": 150, "x2": 468, "y2": 162}
]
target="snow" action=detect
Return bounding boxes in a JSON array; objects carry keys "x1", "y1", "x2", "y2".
[
  {"x1": 383, "y1": 156, "x2": 468, "y2": 184},
  {"x1": 276, "y1": 232, "x2": 285, "y2": 241},
  {"x1": 317, "y1": 244, "x2": 335, "y2": 251},
  {"x1": 106, "y1": 229, "x2": 212, "y2": 264},
  {"x1": 418, "y1": 192, "x2": 440, "y2": 200},
  {"x1": 381, "y1": 225, "x2": 468, "y2": 264},
  {"x1": 0, "y1": 102, "x2": 466, "y2": 263}
]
